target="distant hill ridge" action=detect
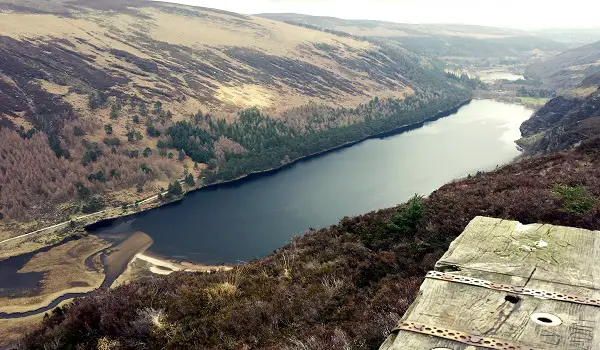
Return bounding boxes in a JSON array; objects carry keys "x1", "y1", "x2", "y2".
[
  {"x1": 526, "y1": 40, "x2": 600, "y2": 91},
  {"x1": 257, "y1": 13, "x2": 569, "y2": 60}
]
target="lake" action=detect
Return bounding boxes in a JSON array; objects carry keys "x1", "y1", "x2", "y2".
[{"x1": 91, "y1": 100, "x2": 533, "y2": 265}]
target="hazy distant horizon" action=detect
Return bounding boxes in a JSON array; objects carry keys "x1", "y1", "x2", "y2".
[{"x1": 157, "y1": 0, "x2": 600, "y2": 30}]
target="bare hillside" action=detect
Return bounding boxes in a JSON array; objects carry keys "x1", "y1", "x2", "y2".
[{"x1": 0, "y1": 0, "x2": 422, "y2": 120}]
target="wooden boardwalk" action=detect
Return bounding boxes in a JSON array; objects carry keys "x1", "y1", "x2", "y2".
[{"x1": 380, "y1": 216, "x2": 600, "y2": 350}]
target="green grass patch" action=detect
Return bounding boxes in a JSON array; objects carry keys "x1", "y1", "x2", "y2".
[
  {"x1": 550, "y1": 184, "x2": 597, "y2": 214},
  {"x1": 519, "y1": 97, "x2": 550, "y2": 107}
]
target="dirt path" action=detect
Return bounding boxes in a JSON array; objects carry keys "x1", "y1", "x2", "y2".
[{"x1": 0, "y1": 193, "x2": 162, "y2": 246}]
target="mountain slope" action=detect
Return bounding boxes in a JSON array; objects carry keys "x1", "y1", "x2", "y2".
[
  {"x1": 0, "y1": 0, "x2": 417, "y2": 118},
  {"x1": 519, "y1": 74, "x2": 600, "y2": 154},
  {"x1": 531, "y1": 28, "x2": 600, "y2": 46},
  {"x1": 526, "y1": 40, "x2": 600, "y2": 91}
]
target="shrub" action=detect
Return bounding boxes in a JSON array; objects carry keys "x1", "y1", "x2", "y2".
[
  {"x1": 103, "y1": 137, "x2": 121, "y2": 147},
  {"x1": 550, "y1": 184, "x2": 597, "y2": 214},
  {"x1": 387, "y1": 195, "x2": 424, "y2": 235},
  {"x1": 82, "y1": 195, "x2": 105, "y2": 214},
  {"x1": 139, "y1": 102, "x2": 148, "y2": 116},
  {"x1": 126, "y1": 131, "x2": 135, "y2": 142},
  {"x1": 110, "y1": 106, "x2": 119, "y2": 119},
  {"x1": 362, "y1": 194, "x2": 424, "y2": 248},
  {"x1": 124, "y1": 150, "x2": 139, "y2": 158},
  {"x1": 73, "y1": 126, "x2": 85, "y2": 137},
  {"x1": 48, "y1": 134, "x2": 70, "y2": 159},
  {"x1": 88, "y1": 171, "x2": 106, "y2": 183},
  {"x1": 82, "y1": 142, "x2": 103, "y2": 165},
  {"x1": 146, "y1": 124, "x2": 161, "y2": 137},
  {"x1": 140, "y1": 163, "x2": 152, "y2": 174},
  {"x1": 184, "y1": 173, "x2": 195, "y2": 187},
  {"x1": 74, "y1": 182, "x2": 91, "y2": 199},
  {"x1": 88, "y1": 91, "x2": 108, "y2": 109},
  {"x1": 167, "y1": 181, "x2": 182, "y2": 196}
]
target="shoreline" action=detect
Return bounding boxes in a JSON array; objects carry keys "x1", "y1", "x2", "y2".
[
  {"x1": 134, "y1": 252, "x2": 232, "y2": 275},
  {"x1": 86, "y1": 99, "x2": 472, "y2": 231},
  {"x1": 0, "y1": 232, "x2": 153, "y2": 320},
  {"x1": 0, "y1": 232, "x2": 231, "y2": 320}
]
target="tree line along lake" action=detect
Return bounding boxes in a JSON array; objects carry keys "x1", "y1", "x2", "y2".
[{"x1": 91, "y1": 99, "x2": 533, "y2": 265}]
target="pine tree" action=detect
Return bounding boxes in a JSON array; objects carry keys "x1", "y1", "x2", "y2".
[
  {"x1": 153, "y1": 101, "x2": 163, "y2": 115},
  {"x1": 167, "y1": 181, "x2": 182, "y2": 196},
  {"x1": 184, "y1": 173, "x2": 195, "y2": 187},
  {"x1": 110, "y1": 105, "x2": 119, "y2": 120},
  {"x1": 140, "y1": 102, "x2": 148, "y2": 116}
]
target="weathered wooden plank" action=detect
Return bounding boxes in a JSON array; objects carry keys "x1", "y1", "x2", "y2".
[
  {"x1": 380, "y1": 330, "x2": 487, "y2": 349},
  {"x1": 437, "y1": 217, "x2": 600, "y2": 290},
  {"x1": 380, "y1": 217, "x2": 600, "y2": 350},
  {"x1": 397, "y1": 278, "x2": 599, "y2": 349}
]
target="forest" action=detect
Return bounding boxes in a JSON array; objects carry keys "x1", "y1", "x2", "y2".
[
  {"x1": 167, "y1": 86, "x2": 471, "y2": 184},
  {"x1": 516, "y1": 87, "x2": 556, "y2": 98},
  {"x1": 0, "y1": 117, "x2": 179, "y2": 221}
]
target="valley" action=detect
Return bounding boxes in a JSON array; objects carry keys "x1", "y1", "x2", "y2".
[
  {"x1": 2, "y1": 0, "x2": 600, "y2": 349},
  {"x1": 257, "y1": 13, "x2": 570, "y2": 74},
  {"x1": 1, "y1": 97, "x2": 534, "y2": 346},
  {"x1": 0, "y1": 98, "x2": 529, "y2": 322}
]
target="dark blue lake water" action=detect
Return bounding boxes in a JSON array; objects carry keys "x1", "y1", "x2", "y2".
[{"x1": 92, "y1": 100, "x2": 533, "y2": 264}]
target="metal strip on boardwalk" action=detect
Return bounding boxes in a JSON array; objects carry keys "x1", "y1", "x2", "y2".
[
  {"x1": 426, "y1": 271, "x2": 600, "y2": 307},
  {"x1": 396, "y1": 321, "x2": 539, "y2": 350}
]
